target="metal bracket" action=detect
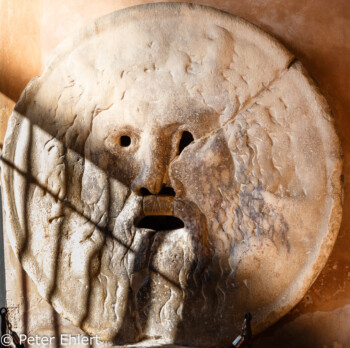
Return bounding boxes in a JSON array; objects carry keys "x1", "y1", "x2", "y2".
[{"x1": 230, "y1": 312, "x2": 253, "y2": 348}]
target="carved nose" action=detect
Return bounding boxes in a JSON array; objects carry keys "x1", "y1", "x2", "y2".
[
  {"x1": 131, "y1": 136, "x2": 171, "y2": 195},
  {"x1": 131, "y1": 163, "x2": 165, "y2": 195}
]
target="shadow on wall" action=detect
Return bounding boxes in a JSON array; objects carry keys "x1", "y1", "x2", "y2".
[{"x1": 254, "y1": 304, "x2": 350, "y2": 348}]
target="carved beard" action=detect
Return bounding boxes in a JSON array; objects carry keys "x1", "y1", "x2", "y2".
[{"x1": 79, "y1": 159, "x2": 210, "y2": 343}]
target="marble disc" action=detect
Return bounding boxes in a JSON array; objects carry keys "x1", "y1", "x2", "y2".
[{"x1": 1, "y1": 3, "x2": 342, "y2": 347}]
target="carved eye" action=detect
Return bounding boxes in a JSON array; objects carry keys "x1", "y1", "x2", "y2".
[
  {"x1": 105, "y1": 129, "x2": 138, "y2": 154},
  {"x1": 120, "y1": 135, "x2": 131, "y2": 147},
  {"x1": 178, "y1": 131, "x2": 194, "y2": 154}
]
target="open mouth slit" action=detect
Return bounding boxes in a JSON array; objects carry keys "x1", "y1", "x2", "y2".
[
  {"x1": 140, "y1": 186, "x2": 176, "y2": 196},
  {"x1": 137, "y1": 216, "x2": 184, "y2": 231}
]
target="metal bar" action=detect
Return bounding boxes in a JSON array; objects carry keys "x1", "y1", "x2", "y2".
[{"x1": 0, "y1": 190, "x2": 6, "y2": 309}]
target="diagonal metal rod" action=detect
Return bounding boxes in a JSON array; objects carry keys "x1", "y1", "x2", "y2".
[{"x1": 0, "y1": 190, "x2": 5, "y2": 310}]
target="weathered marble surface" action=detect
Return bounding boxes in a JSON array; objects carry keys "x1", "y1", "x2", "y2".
[{"x1": 0, "y1": 3, "x2": 342, "y2": 348}]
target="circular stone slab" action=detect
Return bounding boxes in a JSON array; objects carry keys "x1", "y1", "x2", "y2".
[{"x1": 1, "y1": 3, "x2": 343, "y2": 348}]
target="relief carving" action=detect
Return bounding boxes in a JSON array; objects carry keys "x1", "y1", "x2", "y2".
[{"x1": 1, "y1": 3, "x2": 342, "y2": 347}]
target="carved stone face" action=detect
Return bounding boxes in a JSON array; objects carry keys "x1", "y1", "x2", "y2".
[
  {"x1": 1, "y1": 3, "x2": 342, "y2": 348},
  {"x1": 87, "y1": 79, "x2": 220, "y2": 194}
]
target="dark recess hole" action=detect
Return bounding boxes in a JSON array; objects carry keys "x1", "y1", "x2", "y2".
[
  {"x1": 159, "y1": 186, "x2": 175, "y2": 196},
  {"x1": 140, "y1": 187, "x2": 152, "y2": 196},
  {"x1": 178, "y1": 131, "x2": 194, "y2": 154},
  {"x1": 120, "y1": 135, "x2": 131, "y2": 147},
  {"x1": 140, "y1": 186, "x2": 176, "y2": 196},
  {"x1": 137, "y1": 216, "x2": 184, "y2": 231}
]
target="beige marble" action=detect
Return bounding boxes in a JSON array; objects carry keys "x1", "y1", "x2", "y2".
[{"x1": 0, "y1": 3, "x2": 343, "y2": 348}]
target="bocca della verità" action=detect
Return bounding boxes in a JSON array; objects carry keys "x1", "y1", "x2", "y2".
[{"x1": 1, "y1": 3, "x2": 342, "y2": 347}]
